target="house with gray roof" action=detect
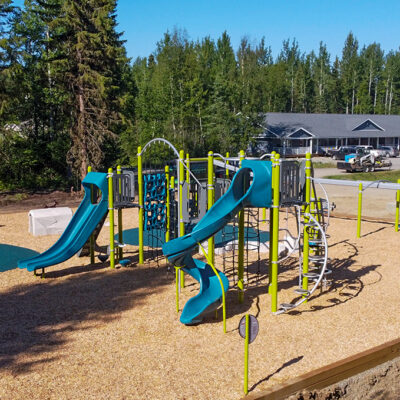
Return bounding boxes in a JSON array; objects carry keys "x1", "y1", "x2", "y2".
[{"x1": 250, "y1": 113, "x2": 400, "y2": 156}]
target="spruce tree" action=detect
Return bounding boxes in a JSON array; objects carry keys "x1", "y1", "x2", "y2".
[{"x1": 49, "y1": 0, "x2": 128, "y2": 181}]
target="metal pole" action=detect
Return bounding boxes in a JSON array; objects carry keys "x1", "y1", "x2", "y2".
[
  {"x1": 88, "y1": 166, "x2": 95, "y2": 265},
  {"x1": 199, "y1": 242, "x2": 226, "y2": 333},
  {"x1": 244, "y1": 314, "x2": 249, "y2": 395},
  {"x1": 225, "y1": 152, "x2": 230, "y2": 179},
  {"x1": 207, "y1": 151, "x2": 215, "y2": 265},
  {"x1": 237, "y1": 150, "x2": 245, "y2": 303},
  {"x1": 108, "y1": 168, "x2": 115, "y2": 269},
  {"x1": 117, "y1": 165, "x2": 123, "y2": 261},
  {"x1": 268, "y1": 152, "x2": 276, "y2": 294},
  {"x1": 179, "y1": 149, "x2": 185, "y2": 288},
  {"x1": 270, "y1": 153, "x2": 280, "y2": 312},
  {"x1": 302, "y1": 153, "x2": 312, "y2": 299},
  {"x1": 186, "y1": 153, "x2": 190, "y2": 197},
  {"x1": 357, "y1": 182, "x2": 363, "y2": 238},
  {"x1": 175, "y1": 266, "x2": 180, "y2": 313},
  {"x1": 396, "y1": 179, "x2": 400, "y2": 232},
  {"x1": 165, "y1": 166, "x2": 170, "y2": 243},
  {"x1": 137, "y1": 147, "x2": 144, "y2": 264}
]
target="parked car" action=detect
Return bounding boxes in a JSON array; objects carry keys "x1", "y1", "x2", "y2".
[
  {"x1": 377, "y1": 145, "x2": 399, "y2": 158},
  {"x1": 328, "y1": 146, "x2": 357, "y2": 160}
]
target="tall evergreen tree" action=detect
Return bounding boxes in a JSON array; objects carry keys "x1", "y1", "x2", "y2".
[
  {"x1": 49, "y1": 0, "x2": 128, "y2": 181},
  {"x1": 340, "y1": 32, "x2": 359, "y2": 114}
]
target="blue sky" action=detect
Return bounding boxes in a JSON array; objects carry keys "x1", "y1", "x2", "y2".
[
  {"x1": 117, "y1": 0, "x2": 400, "y2": 62},
  {"x1": 12, "y1": 0, "x2": 400, "y2": 62}
]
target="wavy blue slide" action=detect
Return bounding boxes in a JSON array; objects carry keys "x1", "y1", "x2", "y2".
[
  {"x1": 18, "y1": 172, "x2": 109, "y2": 272},
  {"x1": 162, "y1": 160, "x2": 273, "y2": 324}
]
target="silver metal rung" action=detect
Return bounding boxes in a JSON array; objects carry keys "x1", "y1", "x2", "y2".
[
  {"x1": 279, "y1": 303, "x2": 296, "y2": 310},
  {"x1": 309, "y1": 255, "x2": 325, "y2": 262},
  {"x1": 294, "y1": 288, "x2": 310, "y2": 295},
  {"x1": 115, "y1": 242, "x2": 127, "y2": 248},
  {"x1": 303, "y1": 272, "x2": 319, "y2": 279}
]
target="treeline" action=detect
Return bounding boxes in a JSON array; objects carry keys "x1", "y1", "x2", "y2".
[{"x1": 1, "y1": 0, "x2": 400, "y2": 190}]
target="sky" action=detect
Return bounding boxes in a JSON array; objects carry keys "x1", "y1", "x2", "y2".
[
  {"x1": 11, "y1": 0, "x2": 400, "y2": 62},
  {"x1": 116, "y1": 0, "x2": 400, "y2": 62}
]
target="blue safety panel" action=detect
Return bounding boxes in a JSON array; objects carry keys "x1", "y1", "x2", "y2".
[{"x1": 143, "y1": 173, "x2": 167, "y2": 231}]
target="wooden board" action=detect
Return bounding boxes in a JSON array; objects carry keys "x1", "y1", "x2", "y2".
[{"x1": 243, "y1": 338, "x2": 400, "y2": 400}]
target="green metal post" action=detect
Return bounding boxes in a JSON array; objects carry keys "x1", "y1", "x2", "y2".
[
  {"x1": 225, "y1": 152, "x2": 230, "y2": 179},
  {"x1": 138, "y1": 147, "x2": 144, "y2": 264},
  {"x1": 207, "y1": 151, "x2": 215, "y2": 265},
  {"x1": 165, "y1": 166, "x2": 170, "y2": 243},
  {"x1": 357, "y1": 182, "x2": 363, "y2": 238},
  {"x1": 88, "y1": 166, "x2": 95, "y2": 265},
  {"x1": 244, "y1": 314, "x2": 249, "y2": 395},
  {"x1": 237, "y1": 150, "x2": 245, "y2": 303},
  {"x1": 199, "y1": 242, "x2": 226, "y2": 333},
  {"x1": 175, "y1": 266, "x2": 180, "y2": 313},
  {"x1": 302, "y1": 153, "x2": 312, "y2": 298},
  {"x1": 108, "y1": 168, "x2": 115, "y2": 269},
  {"x1": 117, "y1": 165, "x2": 123, "y2": 261},
  {"x1": 179, "y1": 149, "x2": 185, "y2": 288},
  {"x1": 395, "y1": 179, "x2": 400, "y2": 232},
  {"x1": 270, "y1": 154, "x2": 280, "y2": 312},
  {"x1": 268, "y1": 152, "x2": 276, "y2": 294}
]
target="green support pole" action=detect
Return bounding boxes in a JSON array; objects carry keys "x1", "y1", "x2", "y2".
[
  {"x1": 199, "y1": 242, "x2": 226, "y2": 333},
  {"x1": 302, "y1": 153, "x2": 312, "y2": 298},
  {"x1": 88, "y1": 166, "x2": 95, "y2": 265},
  {"x1": 165, "y1": 166, "x2": 170, "y2": 243},
  {"x1": 138, "y1": 147, "x2": 144, "y2": 264},
  {"x1": 207, "y1": 151, "x2": 215, "y2": 265},
  {"x1": 117, "y1": 165, "x2": 123, "y2": 261},
  {"x1": 395, "y1": 179, "x2": 400, "y2": 232},
  {"x1": 244, "y1": 314, "x2": 249, "y2": 395},
  {"x1": 237, "y1": 150, "x2": 245, "y2": 303},
  {"x1": 108, "y1": 168, "x2": 115, "y2": 269},
  {"x1": 357, "y1": 182, "x2": 363, "y2": 238},
  {"x1": 175, "y1": 266, "x2": 180, "y2": 313},
  {"x1": 225, "y1": 152, "x2": 230, "y2": 179},
  {"x1": 270, "y1": 154, "x2": 280, "y2": 312},
  {"x1": 268, "y1": 152, "x2": 276, "y2": 294},
  {"x1": 179, "y1": 149, "x2": 185, "y2": 288}
]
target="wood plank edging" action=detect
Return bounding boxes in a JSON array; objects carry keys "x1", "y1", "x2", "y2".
[{"x1": 242, "y1": 337, "x2": 400, "y2": 400}]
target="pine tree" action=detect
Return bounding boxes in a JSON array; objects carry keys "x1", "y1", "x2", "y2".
[
  {"x1": 340, "y1": 32, "x2": 360, "y2": 114},
  {"x1": 49, "y1": 0, "x2": 128, "y2": 181},
  {"x1": 313, "y1": 42, "x2": 332, "y2": 113}
]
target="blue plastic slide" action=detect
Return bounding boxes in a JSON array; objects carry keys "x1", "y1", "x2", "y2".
[
  {"x1": 18, "y1": 172, "x2": 109, "y2": 272},
  {"x1": 162, "y1": 160, "x2": 272, "y2": 324}
]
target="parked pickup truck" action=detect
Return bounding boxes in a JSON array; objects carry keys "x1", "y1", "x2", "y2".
[{"x1": 327, "y1": 146, "x2": 357, "y2": 160}]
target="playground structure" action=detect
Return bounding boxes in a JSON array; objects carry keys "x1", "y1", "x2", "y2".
[
  {"x1": 20, "y1": 135, "x2": 400, "y2": 327},
  {"x1": 19, "y1": 137, "x2": 334, "y2": 326}
]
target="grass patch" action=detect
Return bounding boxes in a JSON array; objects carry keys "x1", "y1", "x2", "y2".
[
  {"x1": 323, "y1": 169, "x2": 400, "y2": 182},
  {"x1": 313, "y1": 161, "x2": 336, "y2": 168}
]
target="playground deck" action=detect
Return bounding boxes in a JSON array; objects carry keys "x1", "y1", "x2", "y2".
[{"x1": 0, "y1": 197, "x2": 399, "y2": 399}]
